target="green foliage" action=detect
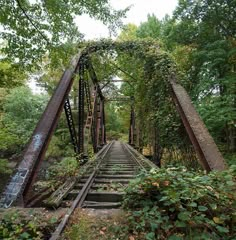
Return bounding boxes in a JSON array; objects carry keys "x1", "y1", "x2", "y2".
[
  {"x1": 170, "y1": 1, "x2": 236, "y2": 153},
  {"x1": 0, "y1": 159, "x2": 12, "y2": 175},
  {"x1": 0, "y1": 209, "x2": 59, "y2": 239},
  {"x1": 174, "y1": 0, "x2": 236, "y2": 38},
  {"x1": 45, "y1": 135, "x2": 65, "y2": 159},
  {"x1": 0, "y1": 0, "x2": 129, "y2": 67},
  {"x1": 122, "y1": 166, "x2": 236, "y2": 239},
  {"x1": 81, "y1": 39, "x2": 178, "y2": 148},
  {"x1": 0, "y1": 86, "x2": 48, "y2": 156},
  {"x1": 136, "y1": 14, "x2": 162, "y2": 40},
  {"x1": 0, "y1": 122, "x2": 22, "y2": 154},
  {"x1": 0, "y1": 60, "x2": 26, "y2": 88},
  {"x1": 115, "y1": 0, "x2": 236, "y2": 157},
  {"x1": 105, "y1": 103, "x2": 123, "y2": 135},
  {"x1": 47, "y1": 157, "x2": 79, "y2": 181},
  {"x1": 118, "y1": 24, "x2": 138, "y2": 41}
]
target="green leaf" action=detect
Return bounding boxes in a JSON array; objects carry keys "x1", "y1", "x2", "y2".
[
  {"x1": 175, "y1": 220, "x2": 186, "y2": 227},
  {"x1": 226, "y1": 181, "x2": 235, "y2": 186},
  {"x1": 150, "y1": 222, "x2": 158, "y2": 231},
  {"x1": 188, "y1": 202, "x2": 197, "y2": 207},
  {"x1": 198, "y1": 206, "x2": 208, "y2": 212},
  {"x1": 20, "y1": 232, "x2": 30, "y2": 239},
  {"x1": 216, "y1": 226, "x2": 229, "y2": 233},
  {"x1": 210, "y1": 203, "x2": 217, "y2": 210},
  {"x1": 178, "y1": 211, "x2": 191, "y2": 221},
  {"x1": 168, "y1": 235, "x2": 183, "y2": 240},
  {"x1": 145, "y1": 232, "x2": 155, "y2": 240},
  {"x1": 49, "y1": 217, "x2": 58, "y2": 224}
]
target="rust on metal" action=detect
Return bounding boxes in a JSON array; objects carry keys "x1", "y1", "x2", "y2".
[
  {"x1": 49, "y1": 142, "x2": 114, "y2": 240},
  {"x1": 64, "y1": 98, "x2": 79, "y2": 153},
  {"x1": 78, "y1": 63, "x2": 85, "y2": 154},
  {"x1": 0, "y1": 61, "x2": 80, "y2": 208},
  {"x1": 170, "y1": 79, "x2": 227, "y2": 172},
  {"x1": 129, "y1": 97, "x2": 135, "y2": 146}
]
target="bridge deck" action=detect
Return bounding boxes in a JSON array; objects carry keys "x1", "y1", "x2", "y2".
[{"x1": 65, "y1": 141, "x2": 141, "y2": 209}]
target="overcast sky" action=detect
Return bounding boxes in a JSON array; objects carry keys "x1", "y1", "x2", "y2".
[{"x1": 76, "y1": 0, "x2": 178, "y2": 39}]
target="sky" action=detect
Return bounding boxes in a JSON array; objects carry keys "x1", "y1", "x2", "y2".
[{"x1": 76, "y1": 0, "x2": 178, "y2": 39}]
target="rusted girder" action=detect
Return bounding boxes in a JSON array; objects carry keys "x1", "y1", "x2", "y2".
[
  {"x1": 86, "y1": 60, "x2": 104, "y2": 100},
  {"x1": 101, "y1": 99, "x2": 106, "y2": 145},
  {"x1": 0, "y1": 67, "x2": 78, "y2": 208},
  {"x1": 78, "y1": 64, "x2": 85, "y2": 155},
  {"x1": 129, "y1": 96, "x2": 135, "y2": 146},
  {"x1": 64, "y1": 98, "x2": 79, "y2": 153},
  {"x1": 170, "y1": 79, "x2": 227, "y2": 172}
]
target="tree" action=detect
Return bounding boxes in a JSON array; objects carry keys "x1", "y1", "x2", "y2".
[
  {"x1": 174, "y1": 0, "x2": 236, "y2": 39},
  {"x1": 118, "y1": 24, "x2": 138, "y2": 41},
  {"x1": 172, "y1": 0, "x2": 236, "y2": 152},
  {"x1": 0, "y1": 60, "x2": 26, "y2": 88},
  {"x1": 136, "y1": 14, "x2": 162, "y2": 39},
  {"x1": 0, "y1": 86, "x2": 48, "y2": 155},
  {"x1": 0, "y1": 0, "x2": 128, "y2": 67}
]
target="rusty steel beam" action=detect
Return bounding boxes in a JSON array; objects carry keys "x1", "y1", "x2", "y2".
[
  {"x1": 129, "y1": 97, "x2": 135, "y2": 146},
  {"x1": 101, "y1": 100, "x2": 106, "y2": 145},
  {"x1": 95, "y1": 99, "x2": 102, "y2": 152},
  {"x1": 0, "y1": 66, "x2": 78, "y2": 208},
  {"x1": 64, "y1": 98, "x2": 79, "y2": 153},
  {"x1": 78, "y1": 64, "x2": 85, "y2": 154},
  {"x1": 170, "y1": 79, "x2": 227, "y2": 172},
  {"x1": 86, "y1": 60, "x2": 104, "y2": 100}
]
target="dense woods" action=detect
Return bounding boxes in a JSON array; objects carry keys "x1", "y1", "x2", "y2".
[{"x1": 0, "y1": 0, "x2": 235, "y2": 239}]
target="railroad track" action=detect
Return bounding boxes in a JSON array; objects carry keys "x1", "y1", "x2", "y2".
[{"x1": 49, "y1": 140, "x2": 156, "y2": 239}]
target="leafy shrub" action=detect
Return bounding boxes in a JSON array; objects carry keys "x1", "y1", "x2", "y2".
[
  {"x1": 0, "y1": 123, "x2": 22, "y2": 155},
  {"x1": 0, "y1": 86, "x2": 48, "y2": 157},
  {"x1": 0, "y1": 159, "x2": 12, "y2": 174},
  {"x1": 122, "y1": 166, "x2": 236, "y2": 240},
  {"x1": 47, "y1": 157, "x2": 78, "y2": 181},
  {"x1": 45, "y1": 136, "x2": 65, "y2": 159},
  {"x1": 0, "y1": 209, "x2": 58, "y2": 239}
]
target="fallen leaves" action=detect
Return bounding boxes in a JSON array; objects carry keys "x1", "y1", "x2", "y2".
[
  {"x1": 99, "y1": 226, "x2": 107, "y2": 235},
  {"x1": 152, "y1": 182, "x2": 160, "y2": 187}
]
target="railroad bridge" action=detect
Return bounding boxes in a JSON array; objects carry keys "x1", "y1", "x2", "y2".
[{"x1": 0, "y1": 40, "x2": 227, "y2": 238}]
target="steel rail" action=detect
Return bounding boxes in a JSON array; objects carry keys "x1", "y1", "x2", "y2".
[
  {"x1": 122, "y1": 142, "x2": 157, "y2": 170},
  {"x1": 121, "y1": 142, "x2": 145, "y2": 169},
  {"x1": 49, "y1": 141, "x2": 114, "y2": 240}
]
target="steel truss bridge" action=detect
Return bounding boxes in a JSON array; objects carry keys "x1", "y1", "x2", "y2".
[{"x1": 0, "y1": 41, "x2": 227, "y2": 215}]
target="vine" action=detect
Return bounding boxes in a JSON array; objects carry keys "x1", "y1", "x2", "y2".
[{"x1": 77, "y1": 39, "x2": 199, "y2": 168}]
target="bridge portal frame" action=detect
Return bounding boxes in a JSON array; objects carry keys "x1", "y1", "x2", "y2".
[{"x1": 0, "y1": 40, "x2": 227, "y2": 208}]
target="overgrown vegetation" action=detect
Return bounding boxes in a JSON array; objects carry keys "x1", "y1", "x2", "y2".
[
  {"x1": 0, "y1": 208, "x2": 61, "y2": 239},
  {"x1": 120, "y1": 166, "x2": 236, "y2": 239},
  {"x1": 47, "y1": 157, "x2": 79, "y2": 182},
  {"x1": 63, "y1": 209, "x2": 128, "y2": 240},
  {"x1": 0, "y1": 0, "x2": 235, "y2": 239}
]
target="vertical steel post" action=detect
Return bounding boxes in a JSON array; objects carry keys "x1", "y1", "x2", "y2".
[
  {"x1": 96, "y1": 97, "x2": 102, "y2": 151},
  {"x1": 64, "y1": 98, "x2": 79, "y2": 153},
  {"x1": 129, "y1": 96, "x2": 135, "y2": 146},
  {"x1": 78, "y1": 64, "x2": 85, "y2": 155},
  {"x1": 91, "y1": 86, "x2": 97, "y2": 152},
  {"x1": 101, "y1": 99, "x2": 106, "y2": 145}
]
